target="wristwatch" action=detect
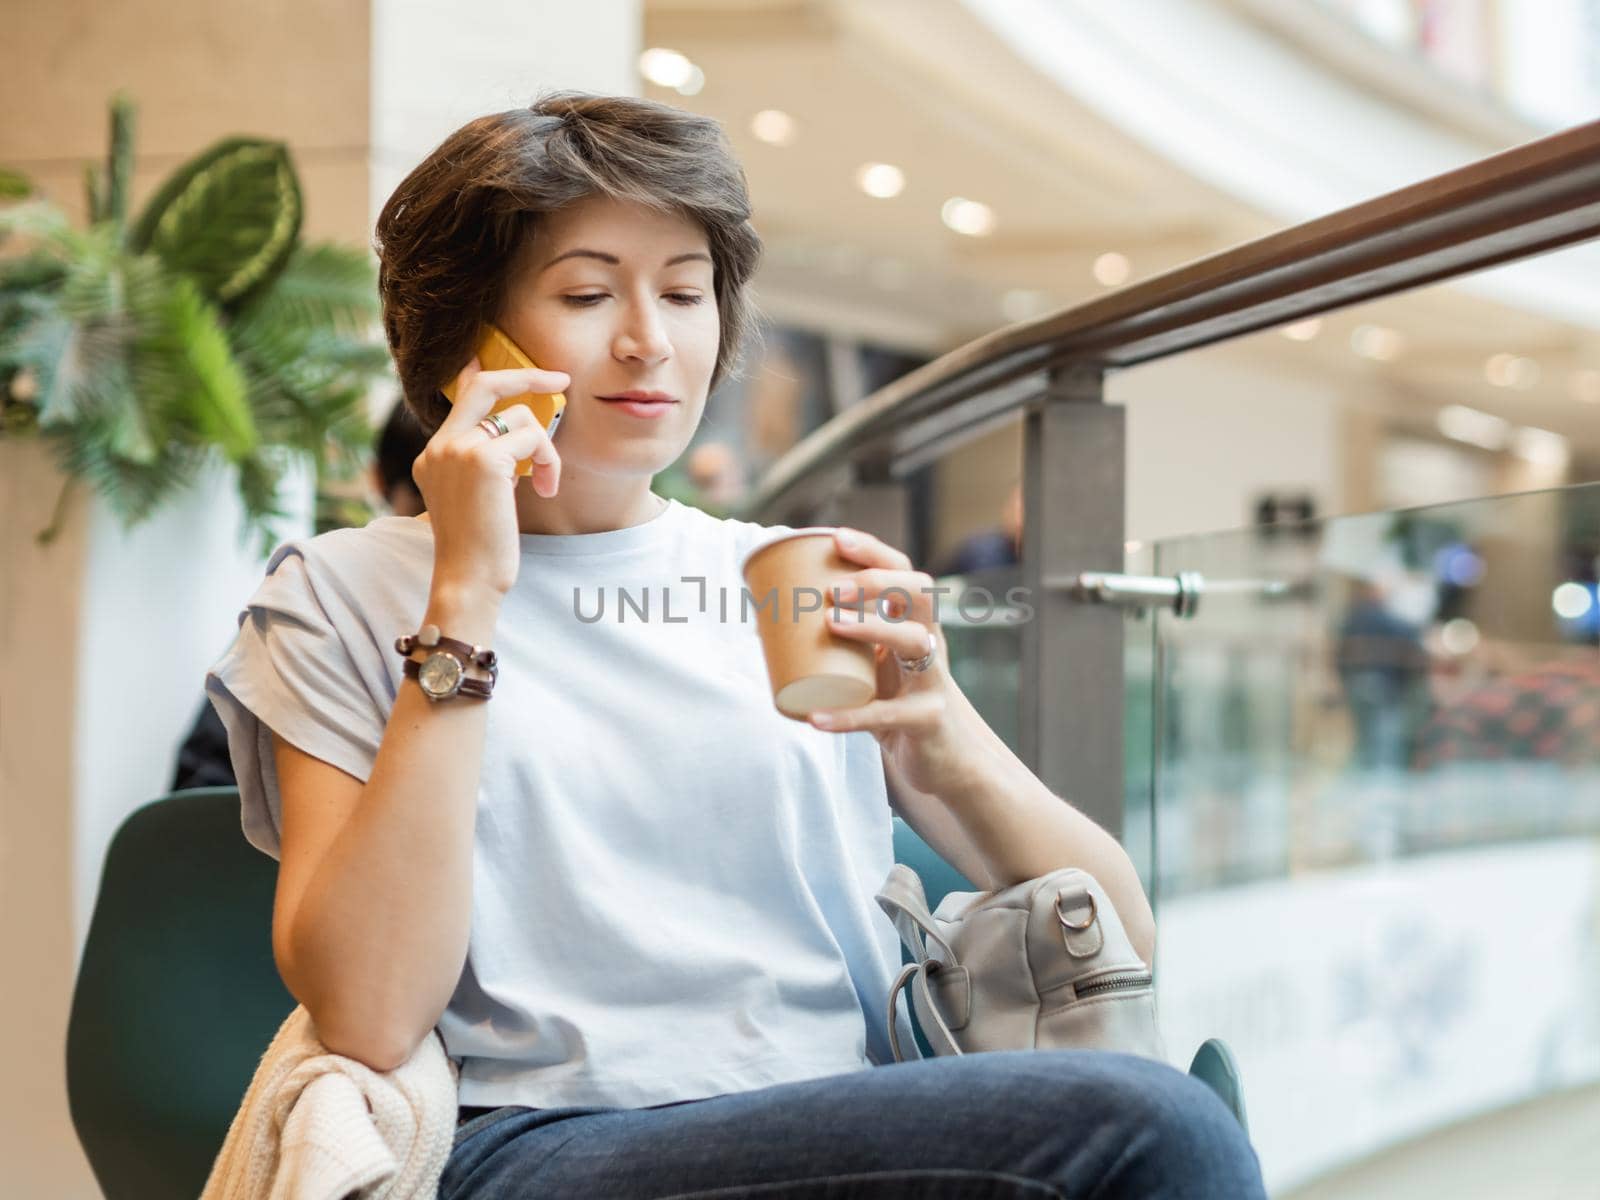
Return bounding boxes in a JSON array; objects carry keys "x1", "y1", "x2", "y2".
[
  {"x1": 403, "y1": 655, "x2": 492, "y2": 701},
  {"x1": 395, "y1": 625, "x2": 498, "y2": 703}
]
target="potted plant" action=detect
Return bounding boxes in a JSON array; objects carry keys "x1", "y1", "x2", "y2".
[{"x1": 0, "y1": 92, "x2": 390, "y2": 556}]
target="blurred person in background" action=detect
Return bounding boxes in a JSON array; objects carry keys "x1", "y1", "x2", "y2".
[
  {"x1": 1335, "y1": 578, "x2": 1433, "y2": 773},
  {"x1": 169, "y1": 399, "x2": 428, "y2": 791},
  {"x1": 371, "y1": 399, "x2": 430, "y2": 517},
  {"x1": 936, "y1": 480, "x2": 1023, "y2": 576},
  {"x1": 684, "y1": 439, "x2": 744, "y2": 515}
]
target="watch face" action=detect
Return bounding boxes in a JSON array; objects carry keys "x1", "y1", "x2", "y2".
[{"x1": 418, "y1": 651, "x2": 463, "y2": 697}]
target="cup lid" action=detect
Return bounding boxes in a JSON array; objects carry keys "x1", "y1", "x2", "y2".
[{"x1": 740, "y1": 527, "x2": 840, "y2": 576}]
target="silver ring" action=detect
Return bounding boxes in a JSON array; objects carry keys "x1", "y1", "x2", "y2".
[
  {"x1": 478, "y1": 413, "x2": 511, "y2": 439},
  {"x1": 894, "y1": 628, "x2": 937, "y2": 674}
]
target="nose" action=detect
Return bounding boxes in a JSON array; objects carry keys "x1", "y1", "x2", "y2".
[{"x1": 613, "y1": 297, "x2": 673, "y2": 366}]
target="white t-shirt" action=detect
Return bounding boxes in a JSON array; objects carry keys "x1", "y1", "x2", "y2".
[{"x1": 204, "y1": 497, "x2": 917, "y2": 1109}]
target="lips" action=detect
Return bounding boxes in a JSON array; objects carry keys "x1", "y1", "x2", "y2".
[
  {"x1": 598, "y1": 391, "x2": 679, "y2": 405},
  {"x1": 598, "y1": 393, "x2": 678, "y2": 420}
]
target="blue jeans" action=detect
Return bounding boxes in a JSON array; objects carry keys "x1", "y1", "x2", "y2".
[{"x1": 443, "y1": 1049, "x2": 1266, "y2": 1198}]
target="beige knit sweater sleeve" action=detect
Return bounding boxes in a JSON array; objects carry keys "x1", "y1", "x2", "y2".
[{"x1": 199, "y1": 1005, "x2": 459, "y2": 1200}]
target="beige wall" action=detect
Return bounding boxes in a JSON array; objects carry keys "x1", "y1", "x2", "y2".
[
  {"x1": 0, "y1": 4, "x2": 369, "y2": 1196},
  {"x1": 0, "y1": 448, "x2": 92, "y2": 1199},
  {"x1": 928, "y1": 345, "x2": 1350, "y2": 571},
  {"x1": 2, "y1": 0, "x2": 370, "y2": 244}
]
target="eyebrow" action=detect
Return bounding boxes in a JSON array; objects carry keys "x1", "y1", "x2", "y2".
[{"x1": 541, "y1": 248, "x2": 713, "y2": 271}]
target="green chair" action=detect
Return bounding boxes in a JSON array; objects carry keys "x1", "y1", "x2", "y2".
[
  {"x1": 67, "y1": 789, "x2": 1246, "y2": 1198},
  {"x1": 66, "y1": 788, "x2": 295, "y2": 1200}
]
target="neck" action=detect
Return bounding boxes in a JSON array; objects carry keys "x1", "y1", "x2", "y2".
[{"x1": 511, "y1": 470, "x2": 665, "y2": 536}]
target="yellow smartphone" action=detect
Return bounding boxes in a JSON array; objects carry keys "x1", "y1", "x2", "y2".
[{"x1": 440, "y1": 325, "x2": 566, "y2": 477}]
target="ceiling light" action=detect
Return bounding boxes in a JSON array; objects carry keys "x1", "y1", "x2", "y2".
[
  {"x1": 1436, "y1": 404, "x2": 1510, "y2": 450},
  {"x1": 750, "y1": 109, "x2": 797, "y2": 146},
  {"x1": 1573, "y1": 369, "x2": 1600, "y2": 403},
  {"x1": 855, "y1": 163, "x2": 905, "y2": 199},
  {"x1": 639, "y1": 48, "x2": 695, "y2": 90},
  {"x1": 676, "y1": 64, "x2": 705, "y2": 96},
  {"x1": 1552, "y1": 582, "x2": 1593, "y2": 621},
  {"x1": 1439, "y1": 618, "x2": 1480, "y2": 655},
  {"x1": 1512, "y1": 425, "x2": 1568, "y2": 467},
  {"x1": 1486, "y1": 353, "x2": 1539, "y2": 389},
  {"x1": 1092, "y1": 252, "x2": 1130, "y2": 286},
  {"x1": 941, "y1": 197, "x2": 995, "y2": 237},
  {"x1": 1351, "y1": 324, "x2": 1403, "y2": 361},
  {"x1": 1281, "y1": 318, "x2": 1322, "y2": 342}
]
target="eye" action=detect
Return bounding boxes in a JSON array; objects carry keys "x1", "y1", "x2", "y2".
[{"x1": 562, "y1": 291, "x2": 704, "y2": 308}]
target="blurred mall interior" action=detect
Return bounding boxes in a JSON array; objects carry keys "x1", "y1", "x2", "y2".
[{"x1": 3, "y1": 0, "x2": 1599, "y2": 1196}]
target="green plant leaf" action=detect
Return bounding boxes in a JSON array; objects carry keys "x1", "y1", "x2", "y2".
[
  {"x1": 84, "y1": 162, "x2": 107, "y2": 225},
  {"x1": 232, "y1": 241, "x2": 379, "y2": 334},
  {"x1": 234, "y1": 445, "x2": 300, "y2": 557},
  {"x1": 0, "y1": 250, "x2": 68, "y2": 296},
  {"x1": 0, "y1": 240, "x2": 136, "y2": 435},
  {"x1": 94, "y1": 355, "x2": 159, "y2": 463},
  {"x1": 106, "y1": 91, "x2": 136, "y2": 230},
  {"x1": 128, "y1": 137, "x2": 302, "y2": 308},
  {"x1": 40, "y1": 408, "x2": 202, "y2": 531},
  {"x1": 5, "y1": 301, "x2": 82, "y2": 425},
  {"x1": 0, "y1": 199, "x2": 78, "y2": 252},
  {"x1": 134, "y1": 272, "x2": 258, "y2": 461},
  {"x1": 0, "y1": 166, "x2": 34, "y2": 200},
  {"x1": 6, "y1": 124, "x2": 391, "y2": 547}
]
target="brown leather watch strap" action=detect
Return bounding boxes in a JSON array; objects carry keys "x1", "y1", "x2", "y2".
[
  {"x1": 402, "y1": 656, "x2": 493, "y2": 700},
  {"x1": 394, "y1": 625, "x2": 498, "y2": 672}
]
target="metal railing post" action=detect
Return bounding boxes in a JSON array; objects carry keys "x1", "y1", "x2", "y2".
[
  {"x1": 823, "y1": 462, "x2": 911, "y2": 553},
  {"x1": 1020, "y1": 365, "x2": 1126, "y2": 841}
]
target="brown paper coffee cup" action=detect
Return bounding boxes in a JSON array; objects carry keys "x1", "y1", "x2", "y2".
[{"x1": 740, "y1": 528, "x2": 877, "y2": 721}]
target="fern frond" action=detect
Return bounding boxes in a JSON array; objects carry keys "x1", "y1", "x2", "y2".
[
  {"x1": 0, "y1": 167, "x2": 32, "y2": 200},
  {"x1": 6, "y1": 102, "x2": 393, "y2": 544},
  {"x1": 0, "y1": 199, "x2": 81, "y2": 254},
  {"x1": 133, "y1": 271, "x2": 257, "y2": 460},
  {"x1": 232, "y1": 241, "x2": 378, "y2": 335}
]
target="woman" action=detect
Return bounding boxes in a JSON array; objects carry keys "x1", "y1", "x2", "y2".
[{"x1": 206, "y1": 92, "x2": 1264, "y2": 1199}]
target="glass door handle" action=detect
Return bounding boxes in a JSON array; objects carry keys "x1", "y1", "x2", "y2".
[
  {"x1": 1051, "y1": 571, "x2": 1204, "y2": 617},
  {"x1": 1048, "y1": 572, "x2": 1300, "y2": 618}
]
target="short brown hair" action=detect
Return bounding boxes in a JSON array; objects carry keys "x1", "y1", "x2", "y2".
[{"x1": 373, "y1": 91, "x2": 763, "y2": 434}]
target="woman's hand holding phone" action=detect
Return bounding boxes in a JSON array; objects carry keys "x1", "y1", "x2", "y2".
[{"x1": 415, "y1": 357, "x2": 570, "y2": 598}]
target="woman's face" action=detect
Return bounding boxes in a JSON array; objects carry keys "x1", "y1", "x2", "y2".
[{"x1": 495, "y1": 194, "x2": 720, "y2": 481}]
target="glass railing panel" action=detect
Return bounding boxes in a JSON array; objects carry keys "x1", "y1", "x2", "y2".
[
  {"x1": 934, "y1": 564, "x2": 1024, "y2": 762},
  {"x1": 925, "y1": 438, "x2": 1025, "y2": 762},
  {"x1": 931, "y1": 541, "x2": 1163, "y2": 896},
  {"x1": 1148, "y1": 482, "x2": 1600, "y2": 1195},
  {"x1": 1123, "y1": 538, "x2": 1160, "y2": 897}
]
